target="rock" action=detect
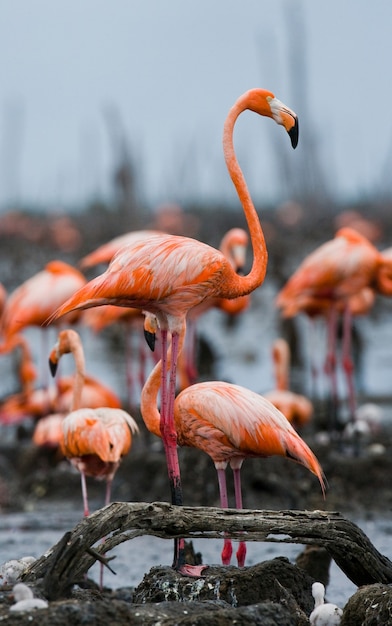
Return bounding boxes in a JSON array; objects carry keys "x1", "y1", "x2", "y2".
[
  {"x1": 341, "y1": 583, "x2": 392, "y2": 625},
  {"x1": 0, "y1": 558, "x2": 317, "y2": 625}
]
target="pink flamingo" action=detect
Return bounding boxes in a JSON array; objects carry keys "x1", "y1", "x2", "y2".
[
  {"x1": 141, "y1": 324, "x2": 325, "y2": 568},
  {"x1": 50, "y1": 87, "x2": 298, "y2": 574}
]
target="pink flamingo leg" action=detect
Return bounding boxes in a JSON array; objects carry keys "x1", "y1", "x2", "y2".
[
  {"x1": 232, "y1": 467, "x2": 246, "y2": 567},
  {"x1": 80, "y1": 471, "x2": 90, "y2": 517},
  {"x1": 324, "y1": 305, "x2": 339, "y2": 431},
  {"x1": 217, "y1": 467, "x2": 233, "y2": 565},
  {"x1": 341, "y1": 304, "x2": 357, "y2": 423},
  {"x1": 159, "y1": 330, "x2": 185, "y2": 570},
  {"x1": 97, "y1": 477, "x2": 114, "y2": 589}
]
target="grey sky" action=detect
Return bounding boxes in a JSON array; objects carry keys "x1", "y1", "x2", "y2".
[{"x1": 0, "y1": 0, "x2": 391, "y2": 210}]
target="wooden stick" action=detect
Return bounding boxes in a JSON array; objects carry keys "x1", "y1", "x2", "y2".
[{"x1": 22, "y1": 502, "x2": 392, "y2": 599}]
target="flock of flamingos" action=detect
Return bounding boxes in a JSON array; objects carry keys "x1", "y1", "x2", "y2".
[{"x1": 0, "y1": 86, "x2": 391, "y2": 619}]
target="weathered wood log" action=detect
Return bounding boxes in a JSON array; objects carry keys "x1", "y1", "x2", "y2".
[{"x1": 22, "y1": 501, "x2": 392, "y2": 600}]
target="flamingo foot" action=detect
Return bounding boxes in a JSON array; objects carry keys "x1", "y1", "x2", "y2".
[
  {"x1": 178, "y1": 564, "x2": 209, "y2": 577},
  {"x1": 221, "y1": 539, "x2": 233, "y2": 565},
  {"x1": 236, "y1": 541, "x2": 247, "y2": 567}
]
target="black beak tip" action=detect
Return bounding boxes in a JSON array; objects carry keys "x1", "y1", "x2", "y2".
[
  {"x1": 289, "y1": 118, "x2": 299, "y2": 149},
  {"x1": 49, "y1": 359, "x2": 58, "y2": 377},
  {"x1": 144, "y1": 329, "x2": 156, "y2": 352}
]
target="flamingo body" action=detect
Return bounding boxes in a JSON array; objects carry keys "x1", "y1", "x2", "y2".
[
  {"x1": 2, "y1": 261, "x2": 86, "y2": 338},
  {"x1": 79, "y1": 229, "x2": 162, "y2": 269},
  {"x1": 61, "y1": 407, "x2": 137, "y2": 482},
  {"x1": 173, "y1": 382, "x2": 323, "y2": 475}
]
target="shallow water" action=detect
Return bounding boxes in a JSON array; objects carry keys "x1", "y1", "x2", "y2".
[{"x1": 0, "y1": 502, "x2": 390, "y2": 609}]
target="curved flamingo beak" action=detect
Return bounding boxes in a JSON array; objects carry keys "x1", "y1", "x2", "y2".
[
  {"x1": 49, "y1": 357, "x2": 58, "y2": 377},
  {"x1": 144, "y1": 329, "x2": 156, "y2": 352},
  {"x1": 288, "y1": 117, "x2": 299, "y2": 149},
  {"x1": 48, "y1": 343, "x2": 59, "y2": 377}
]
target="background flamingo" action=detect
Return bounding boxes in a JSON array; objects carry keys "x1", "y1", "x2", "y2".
[
  {"x1": 49, "y1": 328, "x2": 138, "y2": 586},
  {"x1": 1, "y1": 260, "x2": 87, "y2": 393},
  {"x1": 178, "y1": 227, "x2": 251, "y2": 389},
  {"x1": 276, "y1": 227, "x2": 392, "y2": 429},
  {"x1": 264, "y1": 338, "x2": 313, "y2": 429},
  {"x1": 141, "y1": 328, "x2": 325, "y2": 569},
  {"x1": 51, "y1": 87, "x2": 298, "y2": 574},
  {"x1": 83, "y1": 305, "x2": 157, "y2": 409}
]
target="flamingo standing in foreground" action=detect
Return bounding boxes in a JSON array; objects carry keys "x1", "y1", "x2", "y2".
[
  {"x1": 276, "y1": 227, "x2": 392, "y2": 427},
  {"x1": 50, "y1": 87, "x2": 299, "y2": 574},
  {"x1": 141, "y1": 324, "x2": 325, "y2": 568},
  {"x1": 264, "y1": 338, "x2": 313, "y2": 429},
  {"x1": 49, "y1": 329, "x2": 139, "y2": 516}
]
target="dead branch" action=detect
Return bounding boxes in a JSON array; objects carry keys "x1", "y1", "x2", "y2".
[{"x1": 22, "y1": 501, "x2": 392, "y2": 599}]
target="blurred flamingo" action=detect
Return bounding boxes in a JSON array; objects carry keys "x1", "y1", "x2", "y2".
[
  {"x1": 0, "y1": 334, "x2": 38, "y2": 396},
  {"x1": 141, "y1": 323, "x2": 325, "y2": 568},
  {"x1": 83, "y1": 305, "x2": 157, "y2": 408},
  {"x1": 179, "y1": 228, "x2": 251, "y2": 389},
  {"x1": 276, "y1": 227, "x2": 392, "y2": 427},
  {"x1": 0, "y1": 283, "x2": 7, "y2": 321},
  {"x1": 0, "y1": 334, "x2": 57, "y2": 427},
  {"x1": 264, "y1": 338, "x2": 313, "y2": 429},
  {"x1": 1, "y1": 260, "x2": 87, "y2": 392},
  {"x1": 50, "y1": 87, "x2": 298, "y2": 574}
]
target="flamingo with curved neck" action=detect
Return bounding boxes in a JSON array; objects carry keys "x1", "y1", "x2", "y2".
[
  {"x1": 141, "y1": 324, "x2": 325, "y2": 569},
  {"x1": 50, "y1": 88, "x2": 298, "y2": 574},
  {"x1": 49, "y1": 329, "x2": 139, "y2": 516}
]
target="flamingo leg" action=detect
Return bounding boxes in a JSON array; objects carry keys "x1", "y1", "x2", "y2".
[
  {"x1": 96, "y1": 477, "x2": 114, "y2": 590},
  {"x1": 159, "y1": 330, "x2": 185, "y2": 570},
  {"x1": 159, "y1": 329, "x2": 206, "y2": 577},
  {"x1": 217, "y1": 467, "x2": 233, "y2": 565},
  {"x1": 341, "y1": 304, "x2": 357, "y2": 424},
  {"x1": 324, "y1": 305, "x2": 339, "y2": 432},
  {"x1": 80, "y1": 471, "x2": 89, "y2": 517},
  {"x1": 232, "y1": 467, "x2": 246, "y2": 567}
]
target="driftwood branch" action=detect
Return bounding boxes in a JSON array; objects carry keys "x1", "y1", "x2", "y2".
[{"x1": 22, "y1": 501, "x2": 392, "y2": 599}]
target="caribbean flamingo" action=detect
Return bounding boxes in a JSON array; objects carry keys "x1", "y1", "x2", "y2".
[
  {"x1": 276, "y1": 227, "x2": 392, "y2": 428},
  {"x1": 33, "y1": 329, "x2": 122, "y2": 456},
  {"x1": 83, "y1": 305, "x2": 157, "y2": 408},
  {"x1": 1, "y1": 260, "x2": 86, "y2": 339},
  {"x1": 178, "y1": 227, "x2": 251, "y2": 389},
  {"x1": 49, "y1": 328, "x2": 138, "y2": 588},
  {"x1": 140, "y1": 325, "x2": 325, "y2": 568},
  {"x1": 1, "y1": 260, "x2": 87, "y2": 393},
  {"x1": 264, "y1": 338, "x2": 313, "y2": 429},
  {"x1": 79, "y1": 230, "x2": 162, "y2": 269},
  {"x1": 0, "y1": 334, "x2": 58, "y2": 427},
  {"x1": 50, "y1": 87, "x2": 298, "y2": 574}
]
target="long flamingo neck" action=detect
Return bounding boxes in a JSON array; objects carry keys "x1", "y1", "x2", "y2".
[
  {"x1": 222, "y1": 98, "x2": 268, "y2": 295},
  {"x1": 273, "y1": 341, "x2": 290, "y2": 391},
  {"x1": 69, "y1": 339, "x2": 86, "y2": 412}
]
